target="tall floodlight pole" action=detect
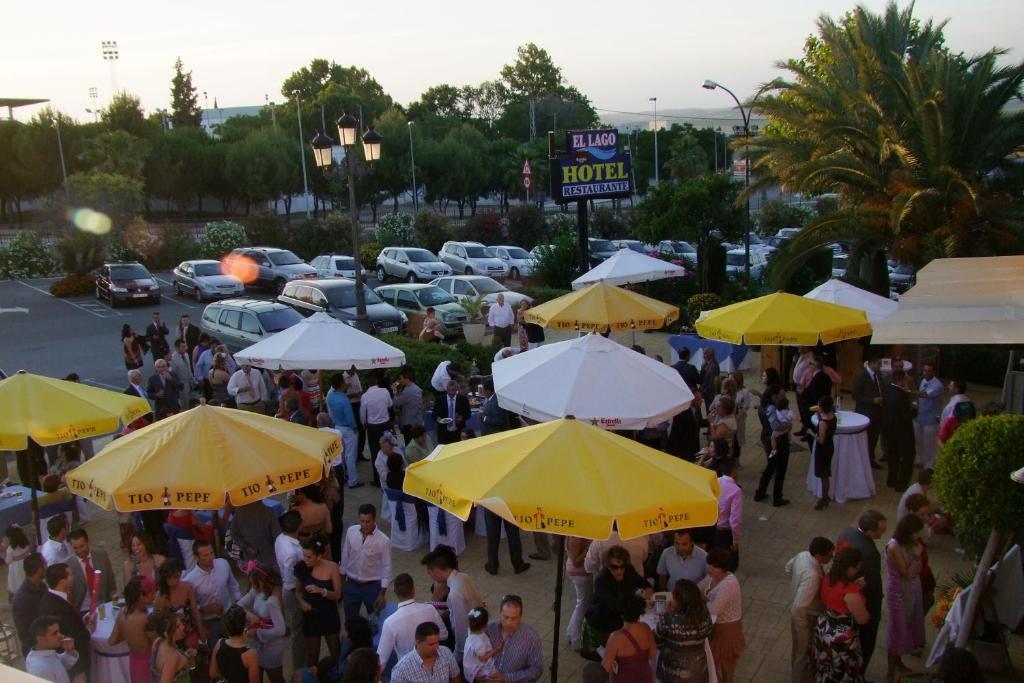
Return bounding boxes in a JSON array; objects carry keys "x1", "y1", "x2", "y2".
[
  {"x1": 407, "y1": 121, "x2": 419, "y2": 213},
  {"x1": 649, "y1": 97, "x2": 659, "y2": 185},
  {"x1": 101, "y1": 41, "x2": 119, "y2": 96},
  {"x1": 293, "y1": 91, "x2": 311, "y2": 218}
]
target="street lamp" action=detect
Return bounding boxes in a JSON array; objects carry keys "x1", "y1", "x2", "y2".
[
  {"x1": 703, "y1": 79, "x2": 755, "y2": 278},
  {"x1": 310, "y1": 112, "x2": 383, "y2": 318},
  {"x1": 407, "y1": 121, "x2": 418, "y2": 213},
  {"x1": 649, "y1": 97, "x2": 659, "y2": 185}
]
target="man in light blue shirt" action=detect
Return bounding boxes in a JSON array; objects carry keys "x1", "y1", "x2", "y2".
[
  {"x1": 327, "y1": 372, "x2": 361, "y2": 488},
  {"x1": 657, "y1": 529, "x2": 707, "y2": 590},
  {"x1": 914, "y1": 363, "x2": 943, "y2": 469}
]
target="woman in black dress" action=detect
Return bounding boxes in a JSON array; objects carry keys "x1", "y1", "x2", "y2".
[
  {"x1": 812, "y1": 395, "x2": 837, "y2": 510},
  {"x1": 293, "y1": 534, "x2": 342, "y2": 666}
]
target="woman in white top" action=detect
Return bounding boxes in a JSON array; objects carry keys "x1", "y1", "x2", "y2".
[
  {"x1": 699, "y1": 548, "x2": 745, "y2": 683},
  {"x1": 4, "y1": 525, "x2": 32, "y2": 599},
  {"x1": 236, "y1": 563, "x2": 286, "y2": 683},
  {"x1": 940, "y1": 379, "x2": 969, "y2": 420}
]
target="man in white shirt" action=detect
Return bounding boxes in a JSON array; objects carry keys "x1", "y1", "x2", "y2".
[
  {"x1": 227, "y1": 363, "x2": 266, "y2": 413},
  {"x1": 183, "y1": 539, "x2": 241, "y2": 642},
  {"x1": 361, "y1": 372, "x2": 394, "y2": 481},
  {"x1": 583, "y1": 528, "x2": 650, "y2": 577},
  {"x1": 274, "y1": 511, "x2": 306, "y2": 668},
  {"x1": 41, "y1": 516, "x2": 72, "y2": 566},
  {"x1": 25, "y1": 616, "x2": 79, "y2": 683},
  {"x1": 376, "y1": 573, "x2": 448, "y2": 671},
  {"x1": 430, "y1": 360, "x2": 461, "y2": 398},
  {"x1": 786, "y1": 537, "x2": 835, "y2": 683},
  {"x1": 424, "y1": 548, "x2": 483, "y2": 658},
  {"x1": 339, "y1": 503, "x2": 392, "y2": 621},
  {"x1": 486, "y1": 293, "x2": 515, "y2": 347}
]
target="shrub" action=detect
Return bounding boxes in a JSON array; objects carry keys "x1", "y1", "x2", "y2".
[
  {"x1": 454, "y1": 338, "x2": 503, "y2": 375},
  {"x1": 244, "y1": 211, "x2": 289, "y2": 249},
  {"x1": 359, "y1": 242, "x2": 381, "y2": 272},
  {"x1": 463, "y1": 210, "x2": 503, "y2": 244},
  {"x1": 291, "y1": 219, "x2": 341, "y2": 260},
  {"x1": 686, "y1": 292, "x2": 722, "y2": 325},
  {"x1": 200, "y1": 221, "x2": 247, "y2": 259},
  {"x1": 414, "y1": 210, "x2": 450, "y2": 254},
  {"x1": 531, "y1": 230, "x2": 581, "y2": 289},
  {"x1": 456, "y1": 295, "x2": 486, "y2": 323},
  {"x1": 324, "y1": 212, "x2": 354, "y2": 255},
  {"x1": 107, "y1": 238, "x2": 142, "y2": 263},
  {"x1": 49, "y1": 273, "x2": 96, "y2": 297},
  {"x1": 57, "y1": 231, "x2": 106, "y2": 275},
  {"x1": 0, "y1": 231, "x2": 58, "y2": 278},
  {"x1": 377, "y1": 334, "x2": 462, "y2": 394},
  {"x1": 148, "y1": 225, "x2": 198, "y2": 271},
  {"x1": 546, "y1": 212, "x2": 576, "y2": 236},
  {"x1": 591, "y1": 206, "x2": 626, "y2": 239},
  {"x1": 506, "y1": 205, "x2": 545, "y2": 248},
  {"x1": 375, "y1": 212, "x2": 416, "y2": 247},
  {"x1": 934, "y1": 414, "x2": 1024, "y2": 558},
  {"x1": 516, "y1": 285, "x2": 571, "y2": 305}
]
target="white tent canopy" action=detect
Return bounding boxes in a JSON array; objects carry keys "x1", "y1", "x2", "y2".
[
  {"x1": 804, "y1": 278, "x2": 897, "y2": 326},
  {"x1": 571, "y1": 248, "x2": 687, "y2": 289},
  {"x1": 233, "y1": 312, "x2": 406, "y2": 370},
  {"x1": 871, "y1": 256, "x2": 1024, "y2": 345},
  {"x1": 492, "y1": 333, "x2": 693, "y2": 429}
]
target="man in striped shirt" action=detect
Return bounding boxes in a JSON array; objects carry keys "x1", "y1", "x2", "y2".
[{"x1": 484, "y1": 595, "x2": 543, "y2": 682}]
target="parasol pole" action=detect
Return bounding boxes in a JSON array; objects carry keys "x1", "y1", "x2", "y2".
[{"x1": 550, "y1": 534, "x2": 567, "y2": 681}]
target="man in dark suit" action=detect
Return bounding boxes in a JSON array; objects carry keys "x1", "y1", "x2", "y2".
[
  {"x1": 145, "y1": 311, "x2": 171, "y2": 363},
  {"x1": 68, "y1": 528, "x2": 116, "y2": 614},
  {"x1": 698, "y1": 348, "x2": 720, "y2": 402},
  {"x1": 852, "y1": 356, "x2": 884, "y2": 468},
  {"x1": 479, "y1": 379, "x2": 510, "y2": 436},
  {"x1": 837, "y1": 510, "x2": 887, "y2": 669},
  {"x1": 38, "y1": 563, "x2": 93, "y2": 680},
  {"x1": 124, "y1": 369, "x2": 154, "y2": 422},
  {"x1": 177, "y1": 313, "x2": 201, "y2": 359},
  {"x1": 13, "y1": 553, "x2": 47, "y2": 656},
  {"x1": 432, "y1": 380, "x2": 470, "y2": 444},
  {"x1": 801, "y1": 356, "x2": 834, "y2": 440},
  {"x1": 671, "y1": 347, "x2": 701, "y2": 391},
  {"x1": 147, "y1": 359, "x2": 182, "y2": 418},
  {"x1": 882, "y1": 371, "x2": 917, "y2": 491}
]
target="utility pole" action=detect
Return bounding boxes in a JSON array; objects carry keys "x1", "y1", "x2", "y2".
[
  {"x1": 649, "y1": 97, "x2": 659, "y2": 185},
  {"x1": 293, "y1": 91, "x2": 311, "y2": 218}
]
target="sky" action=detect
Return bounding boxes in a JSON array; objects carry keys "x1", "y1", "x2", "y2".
[{"x1": 3, "y1": 0, "x2": 1021, "y2": 124}]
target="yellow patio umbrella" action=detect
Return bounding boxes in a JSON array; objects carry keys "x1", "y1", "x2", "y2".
[
  {"x1": 403, "y1": 417, "x2": 719, "y2": 679},
  {"x1": 695, "y1": 291, "x2": 872, "y2": 345},
  {"x1": 0, "y1": 371, "x2": 151, "y2": 450},
  {"x1": 66, "y1": 404, "x2": 340, "y2": 511},
  {"x1": 523, "y1": 281, "x2": 679, "y2": 332}
]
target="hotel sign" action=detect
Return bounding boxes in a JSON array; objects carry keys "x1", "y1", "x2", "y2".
[{"x1": 550, "y1": 128, "x2": 633, "y2": 201}]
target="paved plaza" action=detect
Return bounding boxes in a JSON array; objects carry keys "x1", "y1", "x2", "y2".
[{"x1": 1, "y1": 331, "x2": 1021, "y2": 681}]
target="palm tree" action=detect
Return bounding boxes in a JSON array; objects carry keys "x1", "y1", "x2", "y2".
[{"x1": 750, "y1": 2, "x2": 1024, "y2": 294}]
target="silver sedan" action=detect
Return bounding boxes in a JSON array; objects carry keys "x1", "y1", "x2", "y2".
[{"x1": 172, "y1": 259, "x2": 245, "y2": 302}]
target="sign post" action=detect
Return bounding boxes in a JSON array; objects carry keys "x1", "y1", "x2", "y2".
[{"x1": 522, "y1": 157, "x2": 532, "y2": 204}]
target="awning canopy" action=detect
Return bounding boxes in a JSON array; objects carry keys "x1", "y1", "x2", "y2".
[{"x1": 871, "y1": 256, "x2": 1024, "y2": 345}]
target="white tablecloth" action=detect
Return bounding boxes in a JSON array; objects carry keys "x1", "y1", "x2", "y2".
[
  {"x1": 91, "y1": 603, "x2": 130, "y2": 683},
  {"x1": 806, "y1": 411, "x2": 876, "y2": 503}
]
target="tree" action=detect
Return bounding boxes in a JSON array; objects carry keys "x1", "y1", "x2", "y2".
[
  {"x1": 62, "y1": 171, "x2": 145, "y2": 234},
  {"x1": 632, "y1": 173, "x2": 744, "y2": 292},
  {"x1": 170, "y1": 58, "x2": 202, "y2": 128},
  {"x1": 80, "y1": 131, "x2": 150, "y2": 180},
  {"x1": 664, "y1": 134, "x2": 708, "y2": 180},
  {"x1": 102, "y1": 92, "x2": 159, "y2": 140},
  {"x1": 756, "y1": 198, "x2": 810, "y2": 235},
  {"x1": 146, "y1": 128, "x2": 207, "y2": 215},
  {"x1": 225, "y1": 129, "x2": 298, "y2": 214},
  {"x1": 752, "y1": 2, "x2": 1024, "y2": 294},
  {"x1": 500, "y1": 43, "x2": 563, "y2": 98}
]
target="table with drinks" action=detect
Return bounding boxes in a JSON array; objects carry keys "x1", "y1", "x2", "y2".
[
  {"x1": 805, "y1": 410, "x2": 876, "y2": 503},
  {"x1": 90, "y1": 601, "x2": 130, "y2": 683}
]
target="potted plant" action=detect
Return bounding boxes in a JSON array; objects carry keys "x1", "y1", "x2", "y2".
[{"x1": 458, "y1": 295, "x2": 488, "y2": 344}]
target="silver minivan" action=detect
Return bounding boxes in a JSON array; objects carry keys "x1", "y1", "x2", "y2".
[
  {"x1": 376, "y1": 247, "x2": 452, "y2": 283},
  {"x1": 199, "y1": 299, "x2": 303, "y2": 352},
  {"x1": 439, "y1": 241, "x2": 508, "y2": 278}
]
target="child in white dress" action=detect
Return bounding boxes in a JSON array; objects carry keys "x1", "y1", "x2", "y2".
[{"x1": 463, "y1": 607, "x2": 500, "y2": 682}]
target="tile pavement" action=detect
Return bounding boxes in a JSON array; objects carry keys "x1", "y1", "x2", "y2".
[{"x1": 1, "y1": 332, "x2": 1021, "y2": 681}]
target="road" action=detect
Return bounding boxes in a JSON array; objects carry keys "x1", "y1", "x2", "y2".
[{"x1": 0, "y1": 272, "x2": 369, "y2": 390}]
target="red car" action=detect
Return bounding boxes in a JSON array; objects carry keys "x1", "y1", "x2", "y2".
[{"x1": 96, "y1": 262, "x2": 161, "y2": 307}]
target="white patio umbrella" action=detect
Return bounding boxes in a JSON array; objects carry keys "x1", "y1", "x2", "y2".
[
  {"x1": 804, "y1": 278, "x2": 898, "y2": 326},
  {"x1": 571, "y1": 248, "x2": 687, "y2": 289},
  {"x1": 233, "y1": 312, "x2": 406, "y2": 370},
  {"x1": 492, "y1": 333, "x2": 693, "y2": 429}
]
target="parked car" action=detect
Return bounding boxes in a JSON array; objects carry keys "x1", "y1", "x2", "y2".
[
  {"x1": 96, "y1": 262, "x2": 161, "y2": 307},
  {"x1": 587, "y1": 238, "x2": 619, "y2": 265},
  {"x1": 774, "y1": 227, "x2": 802, "y2": 239},
  {"x1": 765, "y1": 235, "x2": 791, "y2": 250},
  {"x1": 375, "y1": 284, "x2": 467, "y2": 338},
  {"x1": 228, "y1": 247, "x2": 318, "y2": 294},
  {"x1": 199, "y1": 298, "x2": 303, "y2": 352},
  {"x1": 376, "y1": 247, "x2": 452, "y2": 283},
  {"x1": 439, "y1": 241, "x2": 508, "y2": 278},
  {"x1": 172, "y1": 259, "x2": 244, "y2": 302},
  {"x1": 725, "y1": 248, "x2": 769, "y2": 280},
  {"x1": 310, "y1": 254, "x2": 357, "y2": 279},
  {"x1": 429, "y1": 275, "x2": 533, "y2": 308},
  {"x1": 831, "y1": 253, "x2": 849, "y2": 278},
  {"x1": 889, "y1": 263, "x2": 917, "y2": 293},
  {"x1": 610, "y1": 239, "x2": 654, "y2": 255},
  {"x1": 277, "y1": 279, "x2": 407, "y2": 336},
  {"x1": 657, "y1": 240, "x2": 698, "y2": 265},
  {"x1": 490, "y1": 245, "x2": 536, "y2": 280}
]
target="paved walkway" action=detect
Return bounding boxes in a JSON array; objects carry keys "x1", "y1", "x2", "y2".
[{"x1": 2, "y1": 334, "x2": 1021, "y2": 681}]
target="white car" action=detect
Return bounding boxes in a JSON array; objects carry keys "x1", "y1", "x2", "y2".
[
  {"x1": 832, "y1": 254, "x2": 849, "y2": 278},
  {"x1": 725, "y1": 249, "x2": 769, "y2": 280},
  {"x1": 774, "y1": 227, "x2": 802, "y2": 239},
  {"x1": 172, "y1": 259, "x2": 244, "y2": 302},
  {"x1": 439, "y1": 241, "x2": 508, "y2": 278},
  {"x1": 309, "y1": 254, "x2": 356, "y2": 279},
  {"x1": 491, "y1": 245, "x2": 535, "y2": 280},
  {"x1": 430, "y1": 275, "x2": 533, "y2": 308}
]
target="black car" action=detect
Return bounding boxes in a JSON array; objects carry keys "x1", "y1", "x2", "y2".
[
  {"x1": 95, "y1": 262, "x2": 161, "y2": 307},
  {"x1": 277, "y1": 279, "x2": 407, "y2": 336}
]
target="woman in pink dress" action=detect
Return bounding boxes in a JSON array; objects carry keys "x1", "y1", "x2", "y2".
[{"x1": 885, "y1": 514, "x2": 926, "y2": 680}]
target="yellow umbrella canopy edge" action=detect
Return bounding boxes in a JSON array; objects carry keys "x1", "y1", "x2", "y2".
[
  {"x1": 695, "y1": 292, "x2": 872, "y2": 345},
  {"x1": 67, "y1": 405, "x2": 340, "y2": 511},
  {"x1": 524, "y1": 283, "x2": 679, "y2": 333},
  {"x1": 0, "y1": 372, "x2": 151, "y2": 450},
  {"x1": 403, "y1": 419, "x2": 720, "y2": 541}
]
